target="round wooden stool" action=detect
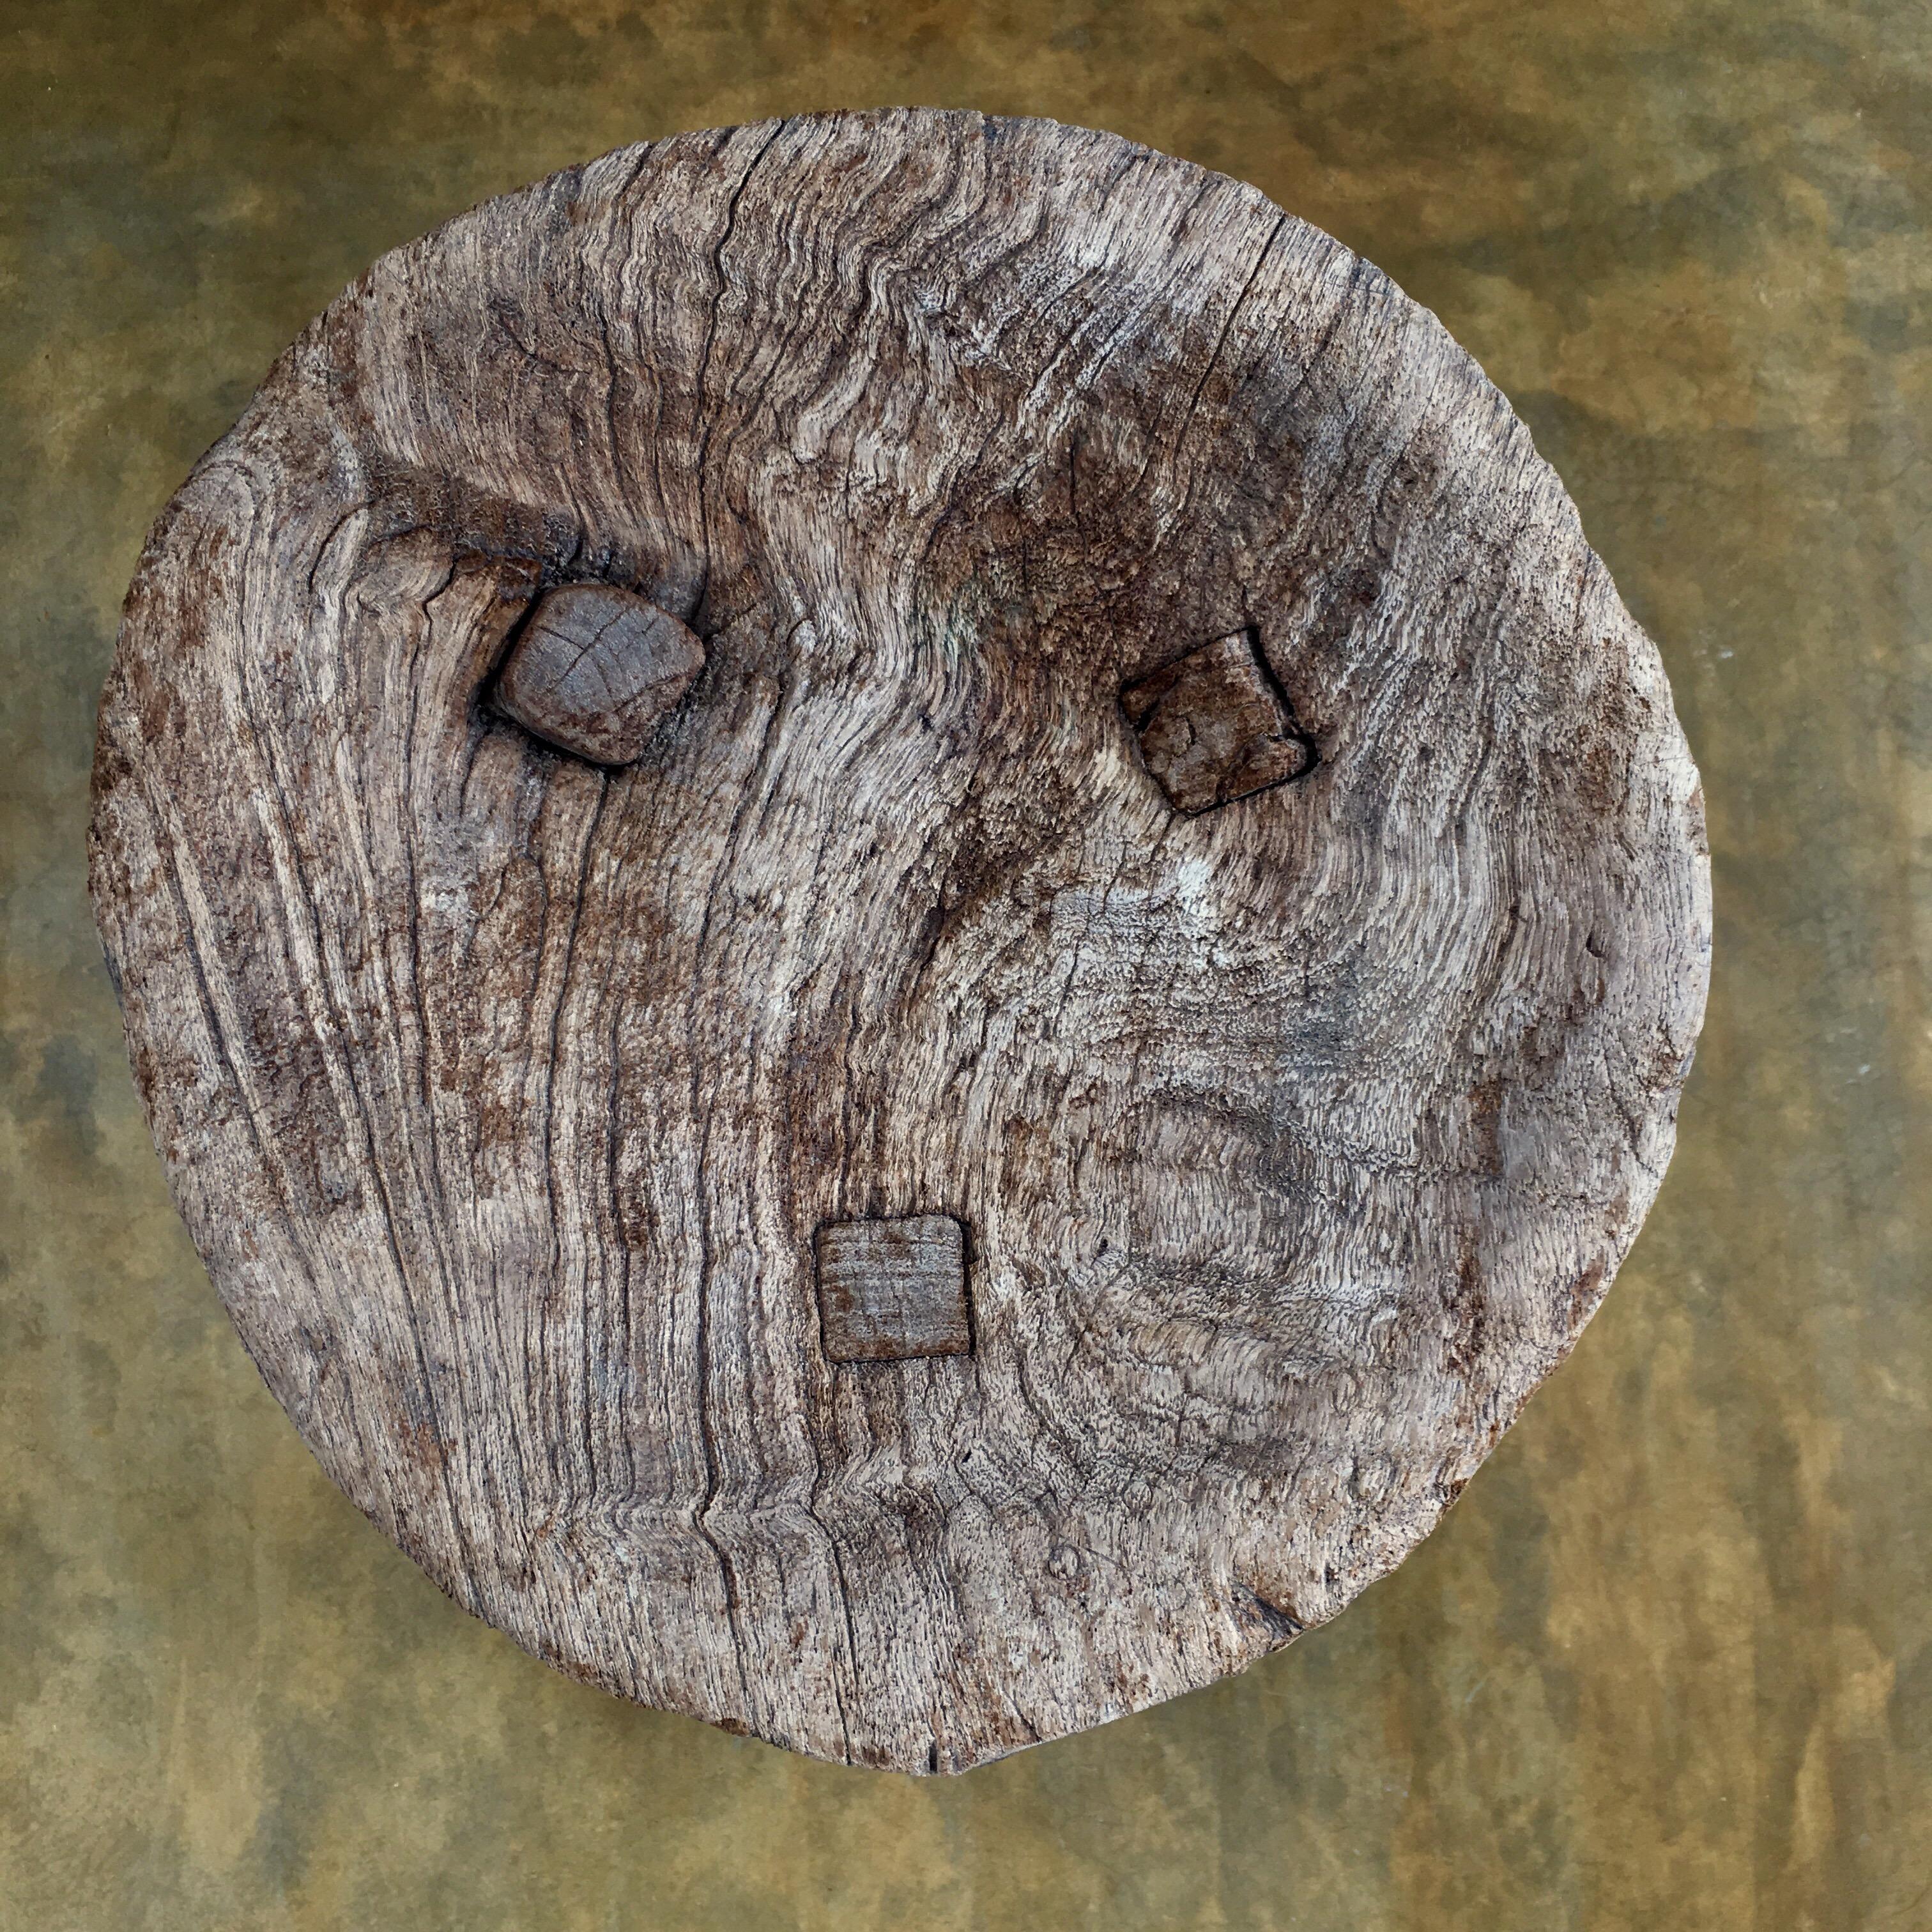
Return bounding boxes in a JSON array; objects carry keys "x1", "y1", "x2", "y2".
[{"x1": 90, "y1": 110, "x2": 1710, "y2": 1772}]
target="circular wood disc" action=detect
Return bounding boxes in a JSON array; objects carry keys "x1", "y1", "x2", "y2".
[{"x1": 89, "y1": 111, "x2": 1710, "y2": 1772}]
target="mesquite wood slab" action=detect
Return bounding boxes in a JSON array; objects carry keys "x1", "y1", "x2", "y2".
[{"x1": 89, "y1": 111, "x2": 1710, "y2": 1774}]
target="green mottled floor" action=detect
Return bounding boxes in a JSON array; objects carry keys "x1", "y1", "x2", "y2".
[{"x1": 3, "y1": 3, "x2": 1926, "y2": 1926}]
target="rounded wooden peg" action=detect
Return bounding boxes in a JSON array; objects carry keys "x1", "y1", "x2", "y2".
[{"x1": 494, "y1": 583, "x2": 705, "y2": 766}]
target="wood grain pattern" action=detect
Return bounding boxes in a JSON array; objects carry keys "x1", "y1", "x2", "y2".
[{"x1": 87, "y1": 109, "x2": 1710, "y2": 1774}]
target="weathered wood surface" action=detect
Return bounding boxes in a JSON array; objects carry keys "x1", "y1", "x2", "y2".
[{"x1": 88, "y1": 109, "x2": 1710, "y2": 1774}]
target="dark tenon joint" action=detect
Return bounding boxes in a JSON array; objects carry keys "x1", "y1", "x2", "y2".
[
  {"x1": 1122, "y1": 630, "x2": 1313, "y2": 814},
  {"x1": 494, "y1": 584, "x2": 705, "y2": 766},
  {"x1": 815, "y1": 1215, "x2": 972, "y2": 1362}
]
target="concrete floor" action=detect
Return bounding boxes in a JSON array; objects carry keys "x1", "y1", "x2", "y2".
[{"x1": 3, "y1": 2, "x2": 1926, "y2": 1926}]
